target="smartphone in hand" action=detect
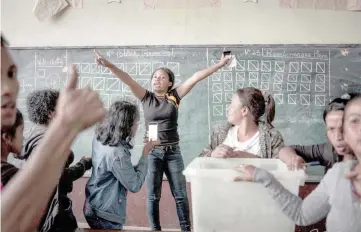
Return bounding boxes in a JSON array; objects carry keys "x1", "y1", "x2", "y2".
[
  {"x1": 223, "y1": 51, "x2": 231, "y2": 57},
  {"x1": 223, "y1": 51, "x2": 231, "y2": 56},
  {"x1": 148, "y1": 122, "x2": 158, "y2": 141},
  {"x1": 223, "y1": 51, "x2": 232, "y2": 66}
]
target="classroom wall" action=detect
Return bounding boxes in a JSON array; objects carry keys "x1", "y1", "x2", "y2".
[
  {"x1": 2, "y1": 1, "x2": 359, "y2": 230},
  {"x1": 2, "y1": 0, "x2": 361, "y2": 47}
]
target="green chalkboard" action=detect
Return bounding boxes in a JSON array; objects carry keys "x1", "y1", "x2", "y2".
[{"x1": 9, "y1": 45, "x2": 361, "y2": 165}]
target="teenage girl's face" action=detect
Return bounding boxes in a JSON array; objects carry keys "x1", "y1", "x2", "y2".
[
  {"x1": 343, "y1": 98, "x2": 361, "y2": 158},
  {"x1": 1, "y1": 46, "x2": 19, "y2": 129},
  {"x1": 151, "y1": 69, "x2": 172, "y2": 93},
  {"x1": 227, "y1": 94, "x2": 248, "y2": 125}
]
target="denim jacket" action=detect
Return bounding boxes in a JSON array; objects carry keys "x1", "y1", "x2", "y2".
[{"x1": 85, "y1": 137, "x2": 148, "y2": 224}]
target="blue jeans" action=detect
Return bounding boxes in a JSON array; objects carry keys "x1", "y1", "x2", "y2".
[
  {"x1": 146, "y1": 144, "x2": 191, "y2": 231},
  {"x1": 83, "y1": 202, "x2": 123, "y2": 230}
]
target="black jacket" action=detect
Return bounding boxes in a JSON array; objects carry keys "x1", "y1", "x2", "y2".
[
  {"x1": 291, "y1": 142, "x2": 340, "y2": 170},
  {"x1": 21, "y1": 124, "x2": 92, "y2": 232}
]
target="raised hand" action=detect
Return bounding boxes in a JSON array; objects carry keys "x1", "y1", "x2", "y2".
[
  {"x1": 219, "y1": 52, "x2": 233, "y2": 66},
  {"x1": 94, "y1": 50, "x2": 113, "y2": 68}
]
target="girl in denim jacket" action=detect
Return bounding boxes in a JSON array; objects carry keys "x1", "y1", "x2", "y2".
[{"x1": 84, "y1": 101, "x2": 159, "y2": 229}]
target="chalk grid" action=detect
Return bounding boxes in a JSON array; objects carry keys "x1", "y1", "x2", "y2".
[{"x1": 209, "y1": 58, "x2": 330, "y2": 119}]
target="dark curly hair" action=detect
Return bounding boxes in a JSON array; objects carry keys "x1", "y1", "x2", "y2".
[
  {"x1": 236, "y1": 87, "x2": 276, "y2": 128},
  {"x1": 1, "y1": 109, "x2": 23, "y2": 138},
  {"x1": 27, "y1": 89, "x2": 60, "y2": 125},
  {"x1": 151, "y1": 67, "x2": 175, "y2": 91},
  {"x1": 95, "y1": 101, "x2": 138, "y2": 147}
]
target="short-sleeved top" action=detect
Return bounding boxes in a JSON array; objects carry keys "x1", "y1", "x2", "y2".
[
  {"x1": 222, "y1": 126, "x2": 261, "y2": 156},
  {"x1": 141, "y1": 89, "x2": 181, "y2": 145}
]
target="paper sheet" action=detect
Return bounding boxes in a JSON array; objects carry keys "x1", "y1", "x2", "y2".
[
  {"x1": 210, "y1": 0, "x2": 222, "y2": 7},
  {"x1": 279, "y1": 0, "x2": 297, "y2": 8},
  {"x1": 279, "y1": 0, "x2": 357, "y2": 11},
  {"x1": 297, "y1": 0, "x2": 314, "y2": 9},
  {"x1": 347, "y1": 0, "x2": 361, "y2": 10},
  {"x1": 108, "y1": 0, "x2": 121, "y2": 3},
  {"x1": 314, "y1": 0, "x2": 335, "y2": 10},
  {"x1": 143, "y1": 0, "x2": 157, "y2": 9},
  {"x1": 187, "y1": 0, "x2": 211, "y2": 8},
  {"x1": 335, "y1": 0, "x2": 348, "y2": 10},
  {"x1": 156, "y1": 0, "x2": 186, "y2": 8},
  {"x1": 68, "y1": 0, "x2": 83, "y2": 8},
  {"x1": 154, "y1": 0, "x2": 221, "y2": 9},
  {"x1": 226, "y1": 55, "x2": 237, "y2": 69},
  {"x1": 33, "y1": 0, "x2": 68, "y2": 21}
]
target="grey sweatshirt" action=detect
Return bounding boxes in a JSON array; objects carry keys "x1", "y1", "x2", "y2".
[{"x1": 254, "y1": 160, "x2": 361, "y2": 232}]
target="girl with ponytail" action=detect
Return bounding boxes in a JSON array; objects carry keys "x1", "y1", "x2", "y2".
[
  {"x1": 262, "y1": 91, "x2": 276, "y2": 128},
  {"x1": 200, "y1": 87, "x2": 284, "y2": 159}
]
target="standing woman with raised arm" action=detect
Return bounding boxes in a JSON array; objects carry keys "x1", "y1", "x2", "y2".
[{"x1": 95, "y1": 50, "x2": 230, "y2": 231}]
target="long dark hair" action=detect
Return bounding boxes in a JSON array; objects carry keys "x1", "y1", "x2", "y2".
[
  {"x1": 1, "y1": 109, "x2": 23, "y2": 138},
  {"x1": 151, "y1": 67, "x2": 175, "y2": 91},
  {"x1": 95, "y1": 101, "x2": 138, "y2": 147},
  {"x1": 236, "y1": 87, "x2": 275, "y2": 128}
]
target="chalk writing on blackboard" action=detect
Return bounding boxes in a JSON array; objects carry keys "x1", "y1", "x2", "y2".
[
  {"x1": 10, "y1": 45, "x2": 361, "y2": 164},
  {"x1": 114, "y1": 49, "x2": 172, "y2": 58},
  {"x1": 37, "y1": 57, "x2": 64, "y2": 67}
]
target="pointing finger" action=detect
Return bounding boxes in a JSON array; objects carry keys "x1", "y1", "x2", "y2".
[{"x1": 94, "y1": 49, "x2": 101, "y2": 58}]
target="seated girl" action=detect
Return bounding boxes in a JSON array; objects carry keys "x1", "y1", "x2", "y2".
[
  {"x1": 200, "y1": 87, "x2": 284, "y2": 158},
  {"x1": 1, "y1": 109, "x2": 24, "y2": 188},
  {"x1": 234, "y1": 93, "x2": 361, "y2": 232},
  {"x1": 84, "y1": 101, "x2": 159, "y2": 230}
]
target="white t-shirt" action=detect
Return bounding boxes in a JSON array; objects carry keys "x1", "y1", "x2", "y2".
[{"x1": 222, "y1": 126, "x2": 261, "y2": 156}]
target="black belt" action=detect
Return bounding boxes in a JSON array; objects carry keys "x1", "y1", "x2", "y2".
[{"x1": 155, "y1": 143, "x2": 178, "y2": 151}]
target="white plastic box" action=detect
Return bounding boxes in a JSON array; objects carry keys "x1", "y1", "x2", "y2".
[{"x1": 183, "y1": 158, "x2": 307, "y2": 232}]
